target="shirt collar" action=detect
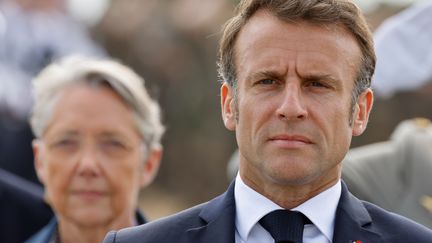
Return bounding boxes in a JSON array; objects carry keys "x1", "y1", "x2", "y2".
[{"x1": 234, "y1": 173, "x2": 341, "y2": 242}]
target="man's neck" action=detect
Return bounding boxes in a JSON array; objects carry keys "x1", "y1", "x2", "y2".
[{"x1": 240, "y1": 170, "x2": 341, "y2": 209}]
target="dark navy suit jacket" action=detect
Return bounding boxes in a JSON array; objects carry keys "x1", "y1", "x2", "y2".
[
  {"x1": 104, "y1": 181, "x2": 432, "y2": 243},
  {"x1": 26, "y1": 210, "x2": 147, "y2": 243},
  {"x1": 0, "y1": 168, "x2": 53, "y2": 243}
]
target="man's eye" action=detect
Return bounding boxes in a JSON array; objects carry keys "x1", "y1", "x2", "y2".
[
  {"x1": 258, "y1": 79, "x2": 277, "y2": 85},
  {"x1": 308, "y1": 81, "x2": 326, "y2": 88}
]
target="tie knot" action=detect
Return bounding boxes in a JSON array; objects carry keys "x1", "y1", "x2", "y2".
[{"x1": 259, "y1": 210, "x2": 311, "y2": 243}]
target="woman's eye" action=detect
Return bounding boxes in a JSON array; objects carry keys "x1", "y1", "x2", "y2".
[
  {"x1": 100, "y1": 140, "x2": 132, "y2": 157},
  {"x1": 49, "y1": 139, "x2": 78, "y2": 152},
  {"x1": 55, "y1": 139, "x2": 75, "y2": 147},
  {"x1": 105, "y1": 140, "x2": 125, "y2": 148},
  {"x1": 102, "y1": 140, "x2": 130, "y2": 152}
]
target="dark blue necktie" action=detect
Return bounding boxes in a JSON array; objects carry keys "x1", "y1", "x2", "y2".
[{"x1": 259, "y1": 209, "x2": 311, "y2": 243}]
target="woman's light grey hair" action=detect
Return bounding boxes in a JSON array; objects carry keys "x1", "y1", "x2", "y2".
[{"x1": 30, "y1": 55, "x2": 164, "y2": 149}]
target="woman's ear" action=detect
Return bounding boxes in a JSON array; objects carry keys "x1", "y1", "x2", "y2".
[
  {"x1": 139, "y1": 146, "x2": 162, "y2": 188},
  {"x1": 32, "y1": 139, "x2": 46, "y2": 185}
]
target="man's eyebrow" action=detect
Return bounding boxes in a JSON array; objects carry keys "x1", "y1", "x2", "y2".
[
  {"x1": 301, "y1": 73, "x2": 339, "y2": 82},
  {"x1": 245, "y1": 70, "x2": 282, "y2": 81},
  {"x1": 244, "y1": 70, "x2": 340, "y2": 84}
]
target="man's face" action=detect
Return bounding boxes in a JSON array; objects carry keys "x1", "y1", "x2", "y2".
[
  {"x1": 221, "y1": 10, "x2": 372, "y2": 192},
  {"x1": 34, "y1": 84, "x2": 160, "y2": 227}
]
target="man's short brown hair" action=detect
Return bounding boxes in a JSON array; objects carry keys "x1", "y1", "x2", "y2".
[{"x1": 218, "y1": 0, "x2": 375, "y2": 102}]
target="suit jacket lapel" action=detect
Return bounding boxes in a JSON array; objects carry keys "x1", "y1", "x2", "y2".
[
  {"x1": 185, "y1": 181, "x2": 236, "y2": 243},
  {"x1": 333, "y1": 182, "x2": 382, "y2": 243},
  {"x1": 183, "y1": 180, "x2": 383, "y2": 243}
]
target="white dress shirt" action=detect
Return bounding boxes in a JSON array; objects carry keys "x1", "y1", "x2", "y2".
[{"x1": 234, "y1": 174, "x2": 341, "y2": 243}]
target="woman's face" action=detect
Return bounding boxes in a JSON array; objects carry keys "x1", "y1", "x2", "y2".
[{"x1": 34, "y1": 84, "x2": 160, "y2": 227}]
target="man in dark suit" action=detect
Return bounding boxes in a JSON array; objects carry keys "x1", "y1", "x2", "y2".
[
  {"x1": 0, "y1": 168, "x2": 53, "y2": 243},
  {"x1": 104, "y1": 0, "x2": 432, "y2": 242}
]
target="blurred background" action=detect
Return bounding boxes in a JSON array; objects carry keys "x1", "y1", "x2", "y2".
[{"x1": 1, "y1": 0, "x2": 431, "y2": 220}]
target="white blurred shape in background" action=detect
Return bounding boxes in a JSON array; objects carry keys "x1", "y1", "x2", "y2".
[
  {"x1": 66, "y1": 0, "x2": 110, "y2": 27},
  {"x1": 353, "y1": 0, "x2": 428, "y2": 13}
]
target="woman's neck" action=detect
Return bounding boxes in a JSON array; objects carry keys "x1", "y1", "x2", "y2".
[{"x1": 57, "y1": 215, "x2": 135, "y2": 243}]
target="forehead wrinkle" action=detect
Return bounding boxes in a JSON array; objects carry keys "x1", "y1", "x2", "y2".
[
  {"x1": 235, "y1": 10, "x2": 361, "y2": 90},
  {"x1": 237, "y1": 46, "x2": 293, "y2": 83},
  {"x1": 236, "y1": 34, "x2": 340, "y2": 82}
]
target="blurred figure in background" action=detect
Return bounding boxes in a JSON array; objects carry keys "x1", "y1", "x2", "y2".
[
  {"x1": 26, "y1": 56, "x2": 164, "y2": 243},
  {"x1": 343, "y1": 118, "x2": 432, "y2": 228},
  {"x1": 0, "y1": 0, "x2": 104, "y2": 184},
  {"x1": 342, "y1": 1, "x2": 432, "y2": 229},
  {"x1": 371, "y1": 1, "x2": 432, "y2": 98},
  {"x1": 0, "y1": 168, "x2": 53, "y2": 243}
]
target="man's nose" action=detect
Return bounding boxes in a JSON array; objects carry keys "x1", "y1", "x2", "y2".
[{"x1": 275, "y1": 83, "x2": 308, "y2": 121}]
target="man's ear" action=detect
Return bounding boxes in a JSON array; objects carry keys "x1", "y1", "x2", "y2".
[
  {"x1": 221, "y1": 83, "x2": 236, "y2": 131},
  {"x1": 352, "y1": 88, "x2": 374, "y2": 136},
  {"x1": 139, "y1": 146, "x2": 162, "y2": 188},
  {"x1": 32, "y1": 139, "x2": 46, "y2": 185}
]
